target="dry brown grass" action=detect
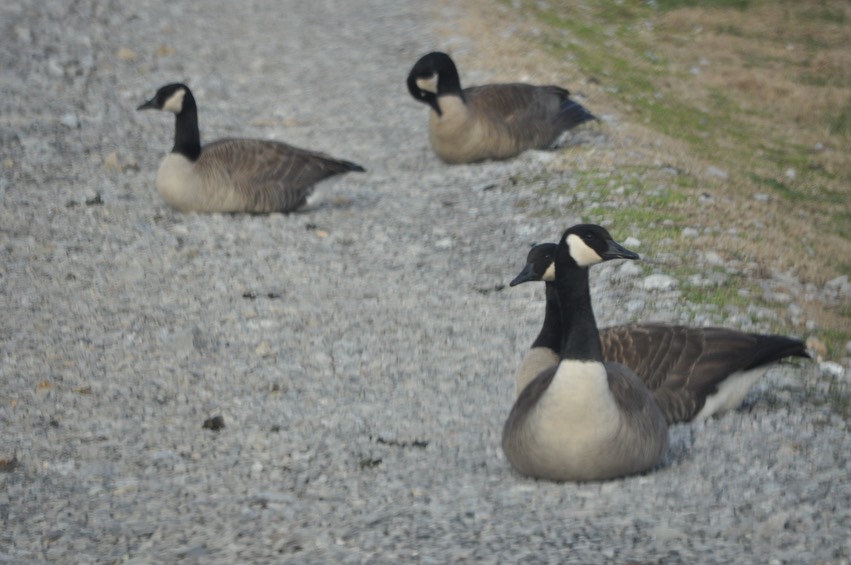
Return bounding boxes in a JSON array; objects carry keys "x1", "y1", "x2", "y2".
[{"x1": 431, "y1": 0, "x2": 851, "y2": 357}]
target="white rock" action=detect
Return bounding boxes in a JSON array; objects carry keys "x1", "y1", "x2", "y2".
[
  {"x1": 617, "y1": 261, "x2": 642, "y2": 279},
  {"x1": 643, "y1": 274, "x2": 678, "y2": 291},
  {"x1": 824, "y1": 275, "x2": 850, "y2": 298},
  {"x1": 14, "y1": 25, "x2": 32, "y2": 44},
  {"x1": 60, "y1": 113, "x2": 79, "y2": 128},
  {"x1": 623, "y1": 236, "x2": 641, "y2": 248},
  {"x1": 524, "y1": 150, "x2": 555, "y2": 164},
  {"x1": 682, "y1": 227, "x2": 699, "y2": 238},
  {"x1": 763, "y1": 291, "x2": 791, "y2": 304},
  {"x1": 254, "y1": 341, "x2": 275, "y2": 357},
  {"x1": 434, "y1": 237, "x2": 452, "y2": 250},
  {"x1": 625, "y1": 299, "x2": 645, "y2": 316},
  {"x1": 819, "y1": 361, "x2": 847, "y2": 380},
  {"x1": 703, "y1": 251, "x2": 724, "y2": 265},
  {"x1": 706, "y1": 165, "x2": 728, "y2": 180}
]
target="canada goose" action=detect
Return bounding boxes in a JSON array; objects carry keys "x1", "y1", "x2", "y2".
[
  {"x1": 511, "y1": 243, "x2": 810, "y2": 424},
  {"x1": 502, "y1": 225, "x2": 668, "y2": 482},
  {"x1": 406, "y1": 52, "x2": 596, "y2": 164},
  {"x1": 137, "y1": 83, "x2": 365, "y2": 213}
]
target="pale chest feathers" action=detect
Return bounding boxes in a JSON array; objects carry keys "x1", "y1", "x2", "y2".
[
  {"x1": 428, "y1": 96, "x2": 519, "y2": 163},
  {"x1": 529, "y1": 360, "x2": 622, "y2": 452},
  {"x1": 514, "y1": 347, "x2": 559, "y2": 396},
  {"x1": 155, "y1": 153, "x2": 247, "y2": 213}
]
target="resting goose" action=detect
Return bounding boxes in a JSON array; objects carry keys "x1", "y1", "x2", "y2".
[
  {"x1": 137, "y1": 83, "x2": 364, "y2": 213},
  {"x1": 511, "y1": 243, "x2": 810, "y2": 423},
  {"x1": 502, "y1": 225, "x2": 668, "y2": 481},
  {"x1": 406, "y1": 52, "x2": 596, "y2": 164}
]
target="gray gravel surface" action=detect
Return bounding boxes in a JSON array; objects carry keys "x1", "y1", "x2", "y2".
[{"x1": 1, "y1": 1, "x2": 849, "y2": 563}]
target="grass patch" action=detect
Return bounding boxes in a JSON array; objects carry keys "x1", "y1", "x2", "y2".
[
  {"x1": 748, "y1": 174, "x2": 806, "y2": 201},
  {"x1": 835, "y1": 211, "x2": 851, "y2": 243},
  {"x1": 829, "y1": 98, "x2": 851, "y2": 137},
  {"x1": 679, "y1": 279, "x2": 751, "y2": 310},
  {"x1": 520, "y1": 1, "x2": 850, "y2": 188},
  {"x1": 486, "y1": 0, "x2": 850, "y2": 358},
  {"x1": 655, "y1": 0, "x2": 751, "y2": 10}
]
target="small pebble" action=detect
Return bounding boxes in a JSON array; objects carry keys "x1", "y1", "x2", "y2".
[
  {"x1": 60, "y1": 113, "x2": 79, "y2": 128},
  {"x1": 202, "y1": 416, "x2": 225, "y2": 431},
  {"x1": 819, "y1": 361, "x2": 847, "y2": 380},
  {"x1": 706, "y1": 165, "x2": 728, "y2": 180}
]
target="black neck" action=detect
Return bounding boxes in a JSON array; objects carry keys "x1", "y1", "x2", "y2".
[
  {"x1": 172, "y1": 91, "x2": 201, "y2": 161},
  {"x1": 437, "y1": 66, "x2": 463, "y2": 98},
  {"x1": 554, "y1": 267, "x2": 604, "y2": 362},
  {"x1": 422, "y1": 91, "x2": 442, "y2": 116},
  {"x1": 531, "y1": 282, "x2": 562, "y2": 352}
]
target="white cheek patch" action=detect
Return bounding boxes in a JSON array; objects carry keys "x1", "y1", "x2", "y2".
[
  {"x1": 542, "y1": 261, "x2": 556, "y2": 282},
  {"x1": 416, "y1": 75, "x2": 438, "y2": 94},
  {"x1": 567, "y1": 234, "x2": 602, "y2": 267},
  {"x1": 163, "y1": 88, "x2": 186, "y2": 114}
]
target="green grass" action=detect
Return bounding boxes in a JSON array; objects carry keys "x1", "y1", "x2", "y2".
[
  {"x1": 655, "y1": 0, "x2": 751, "y2": 10},
  {"x1": 835, "y1": 211, "x2": 851, "y2": 243},
  {"x1": 516, "y1": 0, "x2": 848, "y2": 189},
  {"x1": 501, "y1": 0, "x2": 850, "y2": 366},
  {"x1": 829, "y1": 98, "x2": 851, "y2": 137},
  {"x1": 679, "y1": 278, "x2": 752, "y2": 309}
]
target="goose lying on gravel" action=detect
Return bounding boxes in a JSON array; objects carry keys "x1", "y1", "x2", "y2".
[
  {"x1": 407, "y1": 52, "x2": 595, "y2": 164},
  {"x1": 138, "y1": 83, "x2": 364, "y2": 213},
  {"x1": 511, "y1": 242, "x2": 810, "y2": 424},
  {"x1": 502, "y1": 225, "x2": 668, "y2": 481}
]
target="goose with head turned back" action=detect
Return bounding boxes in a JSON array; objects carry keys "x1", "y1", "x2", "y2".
[
  {"x1": 407, "y1": 52, "x2": 595, "y2": 164},
  {"x1": 502, "y1": 225, "x2": 668, "y2": 482},
  {"x1": 510, "y1": 243, "x2": 809, "y2": 423},
  {"x1": 137, "y1": 83, "x2": 365, "y2": 213}
]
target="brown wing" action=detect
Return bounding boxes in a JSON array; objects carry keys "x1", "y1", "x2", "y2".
[
  {"x1": 605, "y1": 362, "x2": 668, "y2": 462},
  {"x1": 198, "y1": 138, "x2": 363, "y2": 213},
  {"x1": 601, "y1": 324, "x2": 807, "y2": 423},
  {"x1": 465, "y1": 83, "x2": 593, "y2": 149}
]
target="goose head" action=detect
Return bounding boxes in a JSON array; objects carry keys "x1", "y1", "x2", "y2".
[
  {"x1": 137, "y1": 83, "x2": 192, "y2": 115},
  {"x1": 510, "y1": 243, "x2": 558, "y2": 286},
  {"x1": 558, "y1": 224, "x2": 639, "y2": 270},
  {"x1": 407, "y1": 51, "x2": 463, "y2": 116}
]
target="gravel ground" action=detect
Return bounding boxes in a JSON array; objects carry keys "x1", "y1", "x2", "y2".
[{"x1": 1, "y1": 0, "x2": 849, "y2": 563}]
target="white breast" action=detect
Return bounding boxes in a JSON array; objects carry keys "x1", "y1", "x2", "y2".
[
  {"x1": 529, "y1": 360, "x2": 621, "y2": 457},
  {"x1": 514, "y1": 346, "x2": 560, "y2": 396},
  {"x1": 155, "y1": 153, "x2": 246, "y2": 213},
  {"x1": 503, "y1": 357, "x2": 669, "y2": 481}
]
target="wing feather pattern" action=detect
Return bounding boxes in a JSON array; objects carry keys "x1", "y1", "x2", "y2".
[{"x1": 197, "y1": 138, "x2": 363, "y2": 213}]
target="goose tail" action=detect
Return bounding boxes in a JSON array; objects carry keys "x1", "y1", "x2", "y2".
[
  {"x1": 341, "y1": 160, "x2": 366, "y2": 173},
  {"x1": 746, "y1": 335, "x2": 810, "y2": 370},
  {"x1": 559, "y1": 99, "x2": 597, "y2": 130}
]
